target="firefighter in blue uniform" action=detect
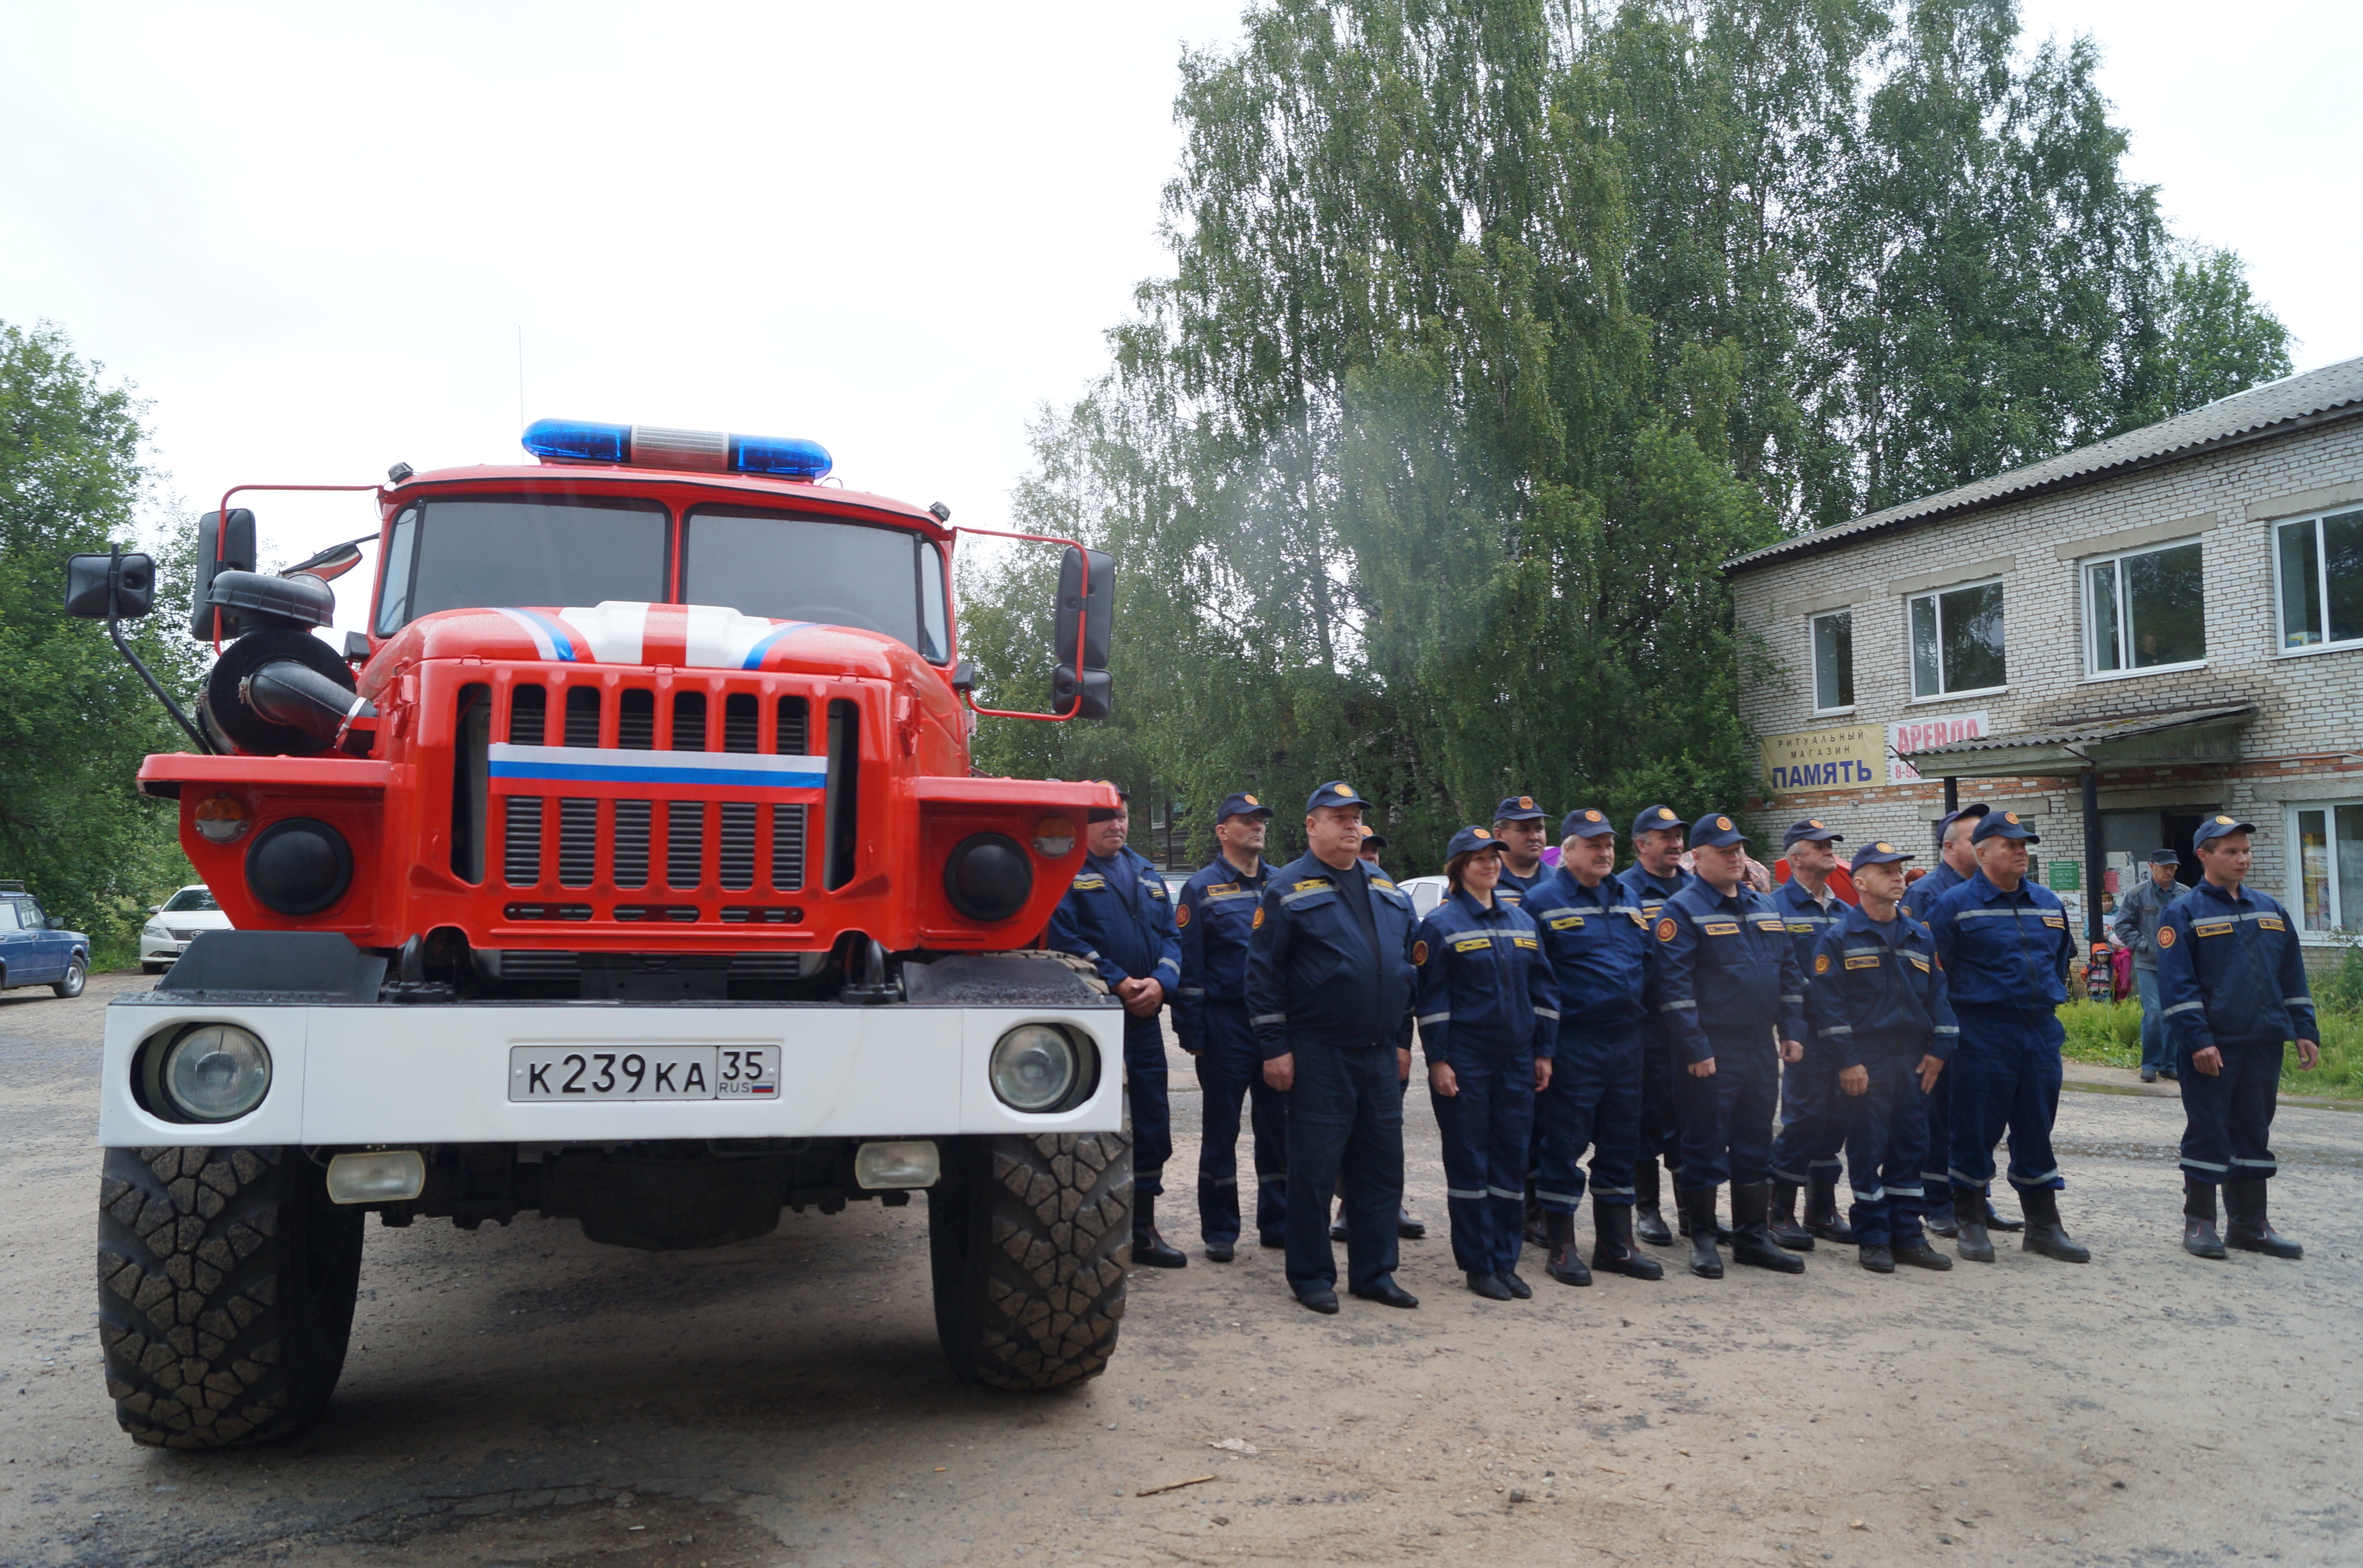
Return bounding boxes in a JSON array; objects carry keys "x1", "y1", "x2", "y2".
[
  {"x1": 1921, "y1": 809, "x2": 2086, "y2": 1265},
  {"x1": 1416, "y1": 826, "x2": 1560, "y2": 1300},
  {"x1": 1900, "y1": 803, "x2": 2020, "y2": 1242},
  {"x1": 1650, "y1": 813, "x2": 1809, "y2": 1279},
  {"x1": 1331, "y1": 824, "x2": 1427, "y2": 1244},
  {"x1": 1246, "y1": 781, "x2": 1423, "y2": 1314},
  {"x1": 1175, "y1": 791, "x2": 1283, "y2": 1262},
  {"x1": 1805, "y1": 840, "x2": 1958, "y2": 1273},
  {"x1": 1766, "y1": 819, "x2": 1854, "y2": 1250},
  {"x1": 1490, "y1": 795, "x2": 1549, "y2": 1240},
  {"x1": 1617, "y1": 804, "x2": 1691, "y2": 1246},
  {"x1": 1044, "y1": 782, "x2": 1188, "y2": 1269},
  {"x1": 2153, "y1": 815, "x2": 2321, "y2": 1261},
  {"x1": 1529, "y1": 808, "x2": 1664, "y2": 1286}
]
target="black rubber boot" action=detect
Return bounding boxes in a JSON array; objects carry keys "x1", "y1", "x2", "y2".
[
  {"x1": 1544, "y1": 1210, "x2": 1593, "y2": 1286},
  {"x1": 1730, "y1": 1182, "x2": 1806, "y2": 1273},
  {"x1": 2019, "y1": 1185, "x2": 2090, "y2": 1263},
  {"x1": 1858, "y1": 1242, "x2": 1895, "y2": 1273},
  {"x1": 1805, "y1": 1173, "x2": 1857, "y2": 1244},
  {"x1": 1591, "y1": 1204, "x2": 1664, "y2": 1281},
  {"x1": 2225, "y1": 1180, "x2": 2302, "y2": 1259},
  {"x1": 1131, "y1": 1195, "x2": 1187, "y2": 1269},
  {"x1": 2183, "y1": 1177, "x2": 2227, "y2": 1260},
  {"x1": 1677, "y1": 1187, "x2": 1723, "y2": 1279},
  {"x1": 1634, "y1": 1160, "x2": 1674, "y2": 1247},
  {"x1": 1768, "y1": 1180, "x2": 1816, "y2": 1251},
  {"x1": 1982, "y1": 1194, "x2": 2024, "y2": 1233},
  {"x1": 1952, "y1": 1183, "x2": 1995, "y2": 1263}
]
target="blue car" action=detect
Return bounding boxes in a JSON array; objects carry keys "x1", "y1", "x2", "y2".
[{"x1": 0, "y1": 882, "x2": 89, "y2": 999}]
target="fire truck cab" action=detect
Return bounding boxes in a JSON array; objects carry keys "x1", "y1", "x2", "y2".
[{"x1": 70, "y1": 420, "x2": 1132, "y2": 1449}]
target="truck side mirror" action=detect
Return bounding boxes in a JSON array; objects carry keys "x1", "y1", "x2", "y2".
[
  {"x1": 1052, "y1": 547, "x2": 1113, "y2": 720},
  {"x1": 191, "y1": 507, "x2": 258, "y2": 640},
  {"x1": 64, "y1": 552, "x2": 156, "y2": 620}
]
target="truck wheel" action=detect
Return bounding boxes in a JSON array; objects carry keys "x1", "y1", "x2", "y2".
[
  {"x1": 52, "y1": 957, "x2": 87, "y2": 998},
  {"x1": 96, "y1": 1146, "x2": 365, "y2": 1447},
  {"x1": 929, "y1": 1132, "x2": 1131, "y2": 1391}
]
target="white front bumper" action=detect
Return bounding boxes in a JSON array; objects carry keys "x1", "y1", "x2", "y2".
[{"x1": 99, "y1": 999, "x2": 1125, "y2": 1146}]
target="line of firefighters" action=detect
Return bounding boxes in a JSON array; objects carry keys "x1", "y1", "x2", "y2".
[{"x1": 1046, "y1": 784, "x2": 2323, "y2": 1311}]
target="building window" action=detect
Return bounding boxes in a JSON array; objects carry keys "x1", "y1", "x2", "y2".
[
  {"x1": 2277, "y1": 507, "x2": 2363, "y2": 652},
  {"x1": 2084, "y1": 538, "x2": 2204, "y2": 674},
  {"x1": 1907, "y1": 579, "x2": 2005, "y2": 698},
  {"x1": 2295, "y1": 803, "x2": 2363, "y2": 931},
  {"x1": 1810, "y1": 611, "x2": 1854, "y2": 711}
]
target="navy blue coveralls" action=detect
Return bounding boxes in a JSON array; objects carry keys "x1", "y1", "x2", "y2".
[
  {"x1": 1924, "y1": 871, "x2": 2076, "y2": 1195},
  {"x1": 1046, "y1": 846, "x2": 1183, "y2": 1203},
  {"x1": 1175, "y1": 852, "x2": 1283, "y2": 1247},
  {"x1": 1415, "y1": 888, "x2": 1560, "y2": 1275},
  {"x1": 1246, "y1": 852, "x2": 1419, "y2": 1295},
  {"x1": 1619, "y1": 861, "x2": 1691, "y2": 1179},
  {"x1": 1767, "y1": 875, "x2": 1848, "y2": 1191},
  {"x1": 1804, "y1": 905, "x2": 1958, "y2": 1246},
  {"x1": 1529, "y1": 865, "x2": 1650, "y2": 1214},
  {"x1": 2152, "y1": 879, "x2": 2319, "y2": 1188},
  {"x1": 1901, "y1": 859, "x2": 1970, "y2": 1214},
  {"x1": 1650, "y1": 880, "x2": 1807, "y2": 1189}
]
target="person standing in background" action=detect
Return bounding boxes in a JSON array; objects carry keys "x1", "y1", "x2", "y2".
[
  {"x1": 2112, "y1": 850, "x2": 2188, "y2": 1083},
  {"x1": 1174, "y1": 792, "x2": 1282, "y2": 1262},
  {"x1": 1618, "y1": 805, "x2": 1691, "y2": 1247}
]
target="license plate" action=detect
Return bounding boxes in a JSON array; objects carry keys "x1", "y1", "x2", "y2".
[{"x1": 507, "y1": 1045, "x2": 781, "y2": 1102}]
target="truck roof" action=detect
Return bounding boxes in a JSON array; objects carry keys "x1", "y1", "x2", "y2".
[{"x1": 382, "y1": 464, "x2": 952, "y2": 541}]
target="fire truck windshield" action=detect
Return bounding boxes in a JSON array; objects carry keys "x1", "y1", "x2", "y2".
[{"x1": 374, "y1": 495, "x2": 952, "y2": 662}]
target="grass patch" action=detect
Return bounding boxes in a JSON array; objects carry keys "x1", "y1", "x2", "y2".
[{"x1": 2056, "y1": 997, "x2": 2363, "y2": 1098}]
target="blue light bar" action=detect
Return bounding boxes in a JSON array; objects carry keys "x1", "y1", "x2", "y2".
[
  {"x1": 521, "y1": 418, "x2": 629, "y2": 464},
  {"x1": 729, "y1": 434, "x2": 833, "y2": 480}
]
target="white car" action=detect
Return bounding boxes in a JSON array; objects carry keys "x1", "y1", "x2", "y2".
[
  {"x1": 139, "y1": 885, "x2": 232, "y2": 973},
  {"x1": 1398, "y1": 874, "x2": 1448, "y2": 918}
]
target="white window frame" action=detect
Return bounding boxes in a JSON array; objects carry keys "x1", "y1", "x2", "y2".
[
  {"x1": 2080, "y1": 536, "x2": 2206, "y2": 680},
  {"x1": 1904, "y1": 577, "x2": 2009, "y2": 701},
  {"x1": 1808, "y1": 609, "x2": 1855, "y2": 715},
  {"x1": 2288, "y1": 799, "x2": 2363, "y2": 940},
  {"x1": 2272, "y1": 506, "x2": 2363, "y2": 658}
]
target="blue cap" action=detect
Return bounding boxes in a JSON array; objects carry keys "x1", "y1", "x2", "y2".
[
  {"x1": 1217, "y1": 791, "x2": 1274, "y2": 822},
  {"x1": 1561, "y1": 807, "x2": 1615, "y2": 838},
  {"x1": 1972, "y1": 808, "x2": 2039, "y2": 844},
  {"x1": 1689, "y1": 812, "x2": 1747, "y2": 849},
  {"x1": 1307, "y1": 780, "x2": 1375, "y2": 813},
  {"x1": 2148, "y1": 848, "x2": 2181, "y2": 866},
  {"x1": 1783, "y1": 818, "x2": 1844, "y2": 850},
  {"x1": 1851, "y1": 838, "x2": 1915, "y2": 867},
  {"x1": 1444, "y1": 825, "x2": 1510, "y2": 860},
  {"x1": 1937, "y1": 802, "x2": 1991, "y2": 840},
  {"x1": 1493, "y1": 795, "x2": 1547, "y2": 822},
  {"x1": 2192, "y1": 814, "x2": 2256, "y2": 851},
  {"x1": 1632, "y1": 804, "x2": 1684, "y2": 839},
  {"x1": 1360, "y1": 831, "x2": 1389, "y2": 851}
]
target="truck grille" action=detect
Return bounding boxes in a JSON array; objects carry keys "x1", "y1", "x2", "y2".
[{"x1": 488, "y1": 682, "x2": 815, "y2": 918}]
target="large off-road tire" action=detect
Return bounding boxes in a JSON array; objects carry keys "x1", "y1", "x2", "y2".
[
  {"x1": 97, "y1": 1146, "x2": 365, "y2": 1448},
  {"x1": 928, "y1": 1132, "x2": 1131, "y2": 1391}
]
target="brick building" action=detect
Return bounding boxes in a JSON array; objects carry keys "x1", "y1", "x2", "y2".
[{"x1": 1727, "y1": 356, "x2": 2363, "y2": 959}]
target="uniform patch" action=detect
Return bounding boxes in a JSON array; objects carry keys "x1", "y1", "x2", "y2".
[
  {"x1": 1630, "y1": 909, "x2": 1647, "y2": 926},
  {"x1": 1071, "y1": 875, "x2": 1106, "y2": 891},
  {"x1": 2041, "y1": 913, "x2": 2065, "y2": 928},
  {"x1": 1585, "y1": 810, "x2": 1603, "y2": 822},
  {"x1": 1755, "y1": 919, "x2": 1785, "y2": 932},
  {"x1": 2214, "y1": 814, "x2": 2234, "y2": 825},
  {"x1": 1907, "y1": 952, "x2": 1931, "y2": 971},
  {"x1": 1715, "y1": 816, "x2": 1733, "y2": 830},
  {"x1": 1412, "y1": 940, "x2": 1429, "y2": 965},
  {"x1": 1519, "y1": 796, "x2": 1534, "y2": 809},
  {"x1": 1703, "y1": 921, "x2": 1740, "y2": 937},
  {"x1": 2259, "y1": 915, "x2": 2286, "y2": 932},
  {"x1": 1454, "y1": 936, "x2": 1493, "y2": 953},
  {"x1": 1174, "y1": 903, "x2": 1191, "y2": 928},
  {"x1": 1845, "y1": 954, "x2": 1881, "y2": 969},
  {"x1": 1787, "y1": 921, "x2": 1816, "y2": 933},
  {"x1": 1371, "y1": 878, "x2": 1397, "y2": 891},
  {"x1": 1656, "y1": 918, "x2": 1678, "y2": 942},
  {"x1": 1813, "y1": 953, "x2": 1831, "y2": 975},
  {"x1": 1252, "y1": 906, "x2": 1266, "y2": 930},
  {"x1": 2156, "y1": 925, "x2": 2176, "y2": 948},
  {"x1": 1333, "y1": 782, "x2": 1356, "y2": 797},
  {"x1": 1242, "y1": 793, "x2": 1258, "y2": 807},
  {"x1": 1550, "y1": 915, "x2": 1585, "y2": 930},
  {"x1": 1512, "y1": 934, "x2": 1539, "y2": 949},
  {"x1": 1474, "y1": 826, "x2": 1493, "y2": 839},
  {"x1": 2195, "y1": 920, "x2": 2234, "y2": 938},
  {"x1": 1657, "y1": 808, "x2": 1676, "y2": 821},
  {"x1": 1293, "y1": 879, "x2": 1328, "y2": 892}
]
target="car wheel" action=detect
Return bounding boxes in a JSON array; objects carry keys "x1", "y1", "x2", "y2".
[
  {"x1": 141, "y1": 962, "x2": 167, "y2": 975},
  {"x1": 52, "y1": 957, "x2": 87, "y2": 999}
]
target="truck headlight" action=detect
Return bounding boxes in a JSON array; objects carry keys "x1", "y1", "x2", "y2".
[
  {"x1": 150, "y1": 1024, "x2": 272, "y2": 1122},
  {"x1": 943, "y1": 832, "x2": 1032, "y2": 922},
  {"x1": 989, "y1": 1024, "x2": 1081, "y2": 1112},
  {"x1": 245, "y1": 816, "x2": 352, "y2": 914}
]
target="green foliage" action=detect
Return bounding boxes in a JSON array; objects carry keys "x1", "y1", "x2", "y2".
[
  {"x1": 2057, "y1": 997, "x2": 2363, "y2": 1099},
  {"x1": 961, "y1": 1, "x2": 2293, "y2": 876},
  {"x1": 0, "y1": 319, "x2": 199, "y2": 948},
  {"x1": 2056, "y1": 999, "x2": 2142, "y2": 1068}
]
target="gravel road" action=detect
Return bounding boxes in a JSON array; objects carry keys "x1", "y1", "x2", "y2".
[{"x1": 2, "y1": 974, "x2": 2356, "y2": 1567}]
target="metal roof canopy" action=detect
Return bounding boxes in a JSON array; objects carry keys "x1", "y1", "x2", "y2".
[{"x1": 1897, "y1": 704, "x2": 2256, "y2": 779}]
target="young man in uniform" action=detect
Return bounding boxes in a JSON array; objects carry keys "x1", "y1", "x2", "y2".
[
  {"x1": 1650, "y1": 813, "x2": 1809, "y2": 1279},
  {"x1": 1045, "y1": 783, "x2": 1187, "y2": 1267},
  {"x1": 1491, "y1": 796, "x2": 1550, "y2": 907},
  {"x1": 2153, "y1": 816, "x2": 2321, "y2": 1260},
  {"x1": 1921, "y1": 810, "x2": 2085, "y2": 1264},
  {"x1": 2111, "y1": 849, "x2": 2188, "y2": 1083},
  {"x1": 1618, "y1": 805, "x2": 1691, "y2": 1246},
  {"x1": 1529, "y1": 808, "x2": 1664, "y2": 1285},
  {"x1": 1767, "y1": 819, "x2": 1853, "y2": 1250},
  {"x1": 1175, "y1": 792, "x2": 1282, "y2": 1261},
  {"x1": 1805, "y1": 840, "x2": 1957, "y2": 1273},
  {"x1": 1246, "y1": 782, "x2": 1423, "y2": 1314}
]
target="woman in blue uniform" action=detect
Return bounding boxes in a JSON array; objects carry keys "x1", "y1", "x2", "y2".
[{"x1": 1415, "y1": 826, "x2": 1560, "y2": 1300}]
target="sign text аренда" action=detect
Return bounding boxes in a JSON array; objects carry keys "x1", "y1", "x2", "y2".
[{"x1": 1887, "y1": 711, "x2": 1991, "y2": 783}]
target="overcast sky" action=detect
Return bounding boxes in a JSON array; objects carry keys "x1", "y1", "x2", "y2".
[{"x1": 3, "y1": 1, "x2": 2354, "y2": 604}]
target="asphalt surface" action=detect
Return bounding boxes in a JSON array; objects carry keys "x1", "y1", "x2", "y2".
[{"x1": 1, "y1": 973, "x2": 2358, "y2": 1567}]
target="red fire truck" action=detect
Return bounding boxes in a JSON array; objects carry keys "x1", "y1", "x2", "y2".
[{"x1": 66, "y1": 420, "x2": 1129, "y2": 1449}]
